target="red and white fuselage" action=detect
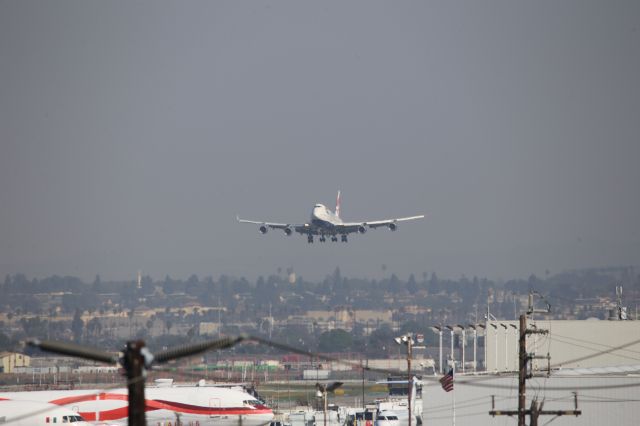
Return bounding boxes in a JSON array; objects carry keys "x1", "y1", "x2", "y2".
[
  {"x1": 0, "y1": 399, "x2": 92, "y2": 426},
  {"x1": 0, "y1": 385, "x2": 274, "y2": 426}
]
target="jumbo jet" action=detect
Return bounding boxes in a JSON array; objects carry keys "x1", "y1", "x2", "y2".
[
  {"x1": 237, "y1": 191, "x2": 424, "y2": 243},
  {"x1": 0, "y1": 380, "x2": 274, "y2": 426}
]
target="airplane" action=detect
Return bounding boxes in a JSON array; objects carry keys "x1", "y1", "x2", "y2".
[
  {"x1": 0, "y1": 399, "x2": 92, "y2": 425},
  {"x1": 237, "y1": 191, "x2": 424, "y2": 243},
  {"x1": 0, "y1": 380, "x2": 274, "y2": 426}
]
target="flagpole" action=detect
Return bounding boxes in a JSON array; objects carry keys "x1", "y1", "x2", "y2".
[
  {"x1": 452, "y1": 363, "x2": 456, "y2": 426},
  {"x1": 439, "y1": 365, "x2": 455, "y2": 424}
]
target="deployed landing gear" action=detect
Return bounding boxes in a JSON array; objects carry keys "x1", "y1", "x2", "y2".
[
  {"x1": 341, "y1": 234, "x2": 348, "y2": 243},
  {"x1": 307, "y1": 235, "x2": 314, "y2": 244},
  {"x1": 331, "y1": 236, "x2": 338, "y2": 242},
  {"x1": 319, "y1": 235, "x2": 326, "y2": 242}
]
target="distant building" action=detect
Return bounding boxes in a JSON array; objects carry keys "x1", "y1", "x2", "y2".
[
  {"x1": 199, "y1": 322, "x2": 221, "y2": 336},
  {"x1": 0, "y1": 352, "x2": 31, "y2": 373}
]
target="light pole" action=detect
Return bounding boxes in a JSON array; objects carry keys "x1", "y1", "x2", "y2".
[
  {"x1": 468, "y1": 324, "x2": 477, "y2": 373},
  {"x1": 500, "y1": 323, "x2": 508, "y2": 371},
  {"x1": 477, "y1": 324, "x2": 486, "y2": 371},
  {"x1": 489, "y1": 323, "x2": 498, "y2": 373},
  {"x1": 509, "y1": 324, "x2": 518, "y2": 371},
  {"x1": 457, "y1": 324, "x2": 466, "y2": 373},
  {"x1": 316, "y1": 382, "x2": 343, "y2": 426},
  {"x1": 395, "y1": 333, "x2": 414, "y2": 426},
  {"x1": 429, "y1": 326, "x2": 443, "y2": 374},
  {"x1": 445, "y1": 325, "x2": 456, "y2": 370}
]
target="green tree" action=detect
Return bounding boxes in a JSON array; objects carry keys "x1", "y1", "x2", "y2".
[
  {"x1": 407, "y1": 274, "x2": 418, "y2": 294},
  {"x1": 367, "y1": 323, "x2": 395, "y2": 356},
  {"x1": 71, "y1": 309, "x2": 84, "y2": 343},
  {"x1": 318, "y1": 329, "x2": 352, "y2": 353}
]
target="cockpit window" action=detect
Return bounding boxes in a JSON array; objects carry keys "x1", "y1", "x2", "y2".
[{"x1": 244, "y1": 399, "x2": 261, "y2": 406}]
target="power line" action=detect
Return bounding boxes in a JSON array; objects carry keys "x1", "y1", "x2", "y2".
[
  {"x1": 550, "y1": 332, "x2": 640, "y2": 356},
  {"x1": 548, "y1": 335, "x2": 640, "y2": 363}
]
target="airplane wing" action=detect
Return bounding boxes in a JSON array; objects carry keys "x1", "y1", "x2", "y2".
[
  {"x1": 340, "y1": 214, "x2": 425, "y2": 233},
  {"x1": 236, "y1": 216, "x2": 313, "y2": 236},
  {"x1": 363, "y1": 215, "x2": 425, "y2": 229}
]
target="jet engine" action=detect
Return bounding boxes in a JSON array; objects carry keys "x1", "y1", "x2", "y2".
[
  {"x1": 259, "y1": 225, "x2": 268, "y2": 234},
  {"x1": 388, "y1": 223, "x2": 397, "y2": 231},
  {"x1": 283, "y1": 227, "x2": 293, "y2": 236},
  {"x1": 358, "y1": 225, "x2": 367, "y2": 234}
]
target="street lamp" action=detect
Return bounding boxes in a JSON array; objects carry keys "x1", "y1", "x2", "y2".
[
  {"x1": 316, "y1": 382, "x2": 343, "y2": 426},
  {"x1": 429, "y1": 326, "x2": 443, "y2": 374},
  {"x1": 394, "y1": 333, "x2": 414, "y2": 426}
]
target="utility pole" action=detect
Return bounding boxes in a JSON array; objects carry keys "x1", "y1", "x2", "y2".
[
  {"x1": 407, "y1": 336, "x2": 412, "y2": 426},
  {"x1": 490, "y1": 292, "x2": 581, "y2": 425},
  {"x1": 29, "y1": 336, "x2": 242, "y2": 426},
  {"x1": 123, "y1": 340, "x2": 147, "y2": 426},
  {"x1": 518, "y1": 315, "x2": 527, "y2": 425}
]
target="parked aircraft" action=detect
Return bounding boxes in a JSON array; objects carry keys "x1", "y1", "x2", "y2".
[
  {"x1": 0, "y1": 399, "x2": 91, "y2": 425},
  {"x1": 0, "y1": 381, "x2": 274, "y2": 426},
  {"x1": 237, "y1": 191, "x2": 424, "y2": 243}
]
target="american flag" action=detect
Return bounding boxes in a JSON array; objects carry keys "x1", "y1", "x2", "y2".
[{"x1": 439, "y1": 368, "x2": 454, "y2": 392}]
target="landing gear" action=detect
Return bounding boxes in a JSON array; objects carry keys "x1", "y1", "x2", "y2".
[
  {"x1": 319, "y1": 235, "x2": 326, "y2": 242},
  {"x1": 341, "y1": 234, "x2": 348, "y2": 243},
  {"x1": 331, "y1": 236, "x2": 338, "y2": 242},
  {"x1": 307, "y1": 235, "x2": 314, "y2": 244}
]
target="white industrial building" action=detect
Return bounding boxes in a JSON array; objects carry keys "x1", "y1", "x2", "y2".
[
  {"x1": 483, "y1": 319, "x2": 640, "y2": 373},
  {"x1": 423, "y1": 317, "x2": 640, "y2": 425}
]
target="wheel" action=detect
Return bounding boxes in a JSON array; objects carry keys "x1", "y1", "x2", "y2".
[
  {"x1": 307, "y1": 235, "x2": 314, "y2": 243},
  {"x1": 341, "y1": 234, "x2": 348, "y2": 243},
  {"x1": 331, "y1": 236, "x2": 338, "y2": 242}
]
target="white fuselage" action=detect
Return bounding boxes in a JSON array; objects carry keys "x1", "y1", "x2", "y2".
[
  {"x1": 311, "y1": 204, "x2": 342, "y2": 228},
  {"x1": 0, "y1": 399, "x2": 92, "y2": 426},
  {"x1": 0, "y1": 386, "x2": 274, "y2": 426}
]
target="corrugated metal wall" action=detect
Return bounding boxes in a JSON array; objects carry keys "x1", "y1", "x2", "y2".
[{"x1": 483, "y1": 320, "x2": 640, "y2": 373}]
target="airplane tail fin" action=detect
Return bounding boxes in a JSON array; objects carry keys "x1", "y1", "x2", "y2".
[{"x1": 335, "y1": 190, "x2": 341, "y2": 218}]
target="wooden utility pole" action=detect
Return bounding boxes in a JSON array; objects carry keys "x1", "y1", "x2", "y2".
[
  {"x1": 518, "y1": 315, "x2": 527, "y2": 426},
  {"x1": 407, "y1": 336, "x2": 412, "y2": 426},
  {"x1": 490, "y1": 296, "x2": 581, "y2": 425},
  {"x1": 123, "y1": 340, "x2": 146, "y2": 426}
]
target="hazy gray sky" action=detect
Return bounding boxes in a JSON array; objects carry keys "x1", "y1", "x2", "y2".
[{"x1": 1, "y1": 1, "x2": 639, "y2": 282}]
